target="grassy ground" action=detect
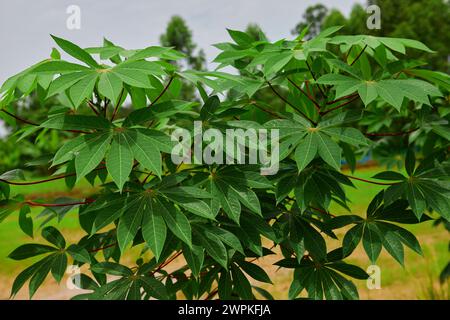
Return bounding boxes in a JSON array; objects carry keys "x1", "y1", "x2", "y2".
[{"x1": 0, "y1": 167, "x2": 448, "y2": 299}]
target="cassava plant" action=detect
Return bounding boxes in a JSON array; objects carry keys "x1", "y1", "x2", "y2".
[{"x1": 0, "y1": 26, "x2": 449, "y2": 300}]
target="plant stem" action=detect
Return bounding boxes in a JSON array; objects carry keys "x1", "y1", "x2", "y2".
[
  {"x1": 205, "y1": 288, "x2": 218, "y2": 300},
  {"x1": 310, "y1": 206, "x2": 336, "y2": 217},
  {"x1": 1, "y1": 109, "x2": 90, "y2": 134},
  {"x1": 87, "y1": 100, "x2": 100, "y2": 116},
  {"x1": 25, "y1": 199, "x2": 94, "y2": 207},
  {"x1": 320, "y1": 96, "x2": 359, "y2": 116},
  {"x1": 287, "y1": 78, "x2": 321, "y2": 112},
  {"x1": 251, "y1": 101, "x2": 282, "y2": 118},
  {"x1": 150, "y1": 76, "x2": 175, "y2": 107},
  {"x1": 326, "y1": 93, "x2": 358, "y2": 105},
  {"x1": 89, "y1": 242, "x2": 118, "y2": 253},
  {"x1": 1, "y1": 109, "x2": 38, "y2": 126},
  {"x1": 350, "y1": 45, "x2": 368, "y2": 66},
  {"x1": 111, "y1": 89, "x2": 125, "y2": 121},
  {"x1": 0, "y1": 166, "x2": 106, "y2": 185},
  {"x1": 305, "y1": 60, "x2": 326, "y2": 98},
  {"x1": 345, "y1": 174, "x2": 399, "y2": 186},
  {"x1": 151, "y1": 251, "x2": 182, "y2": 276},
  {"x1": 267, "y1": 81, "x2": 317, "y2": 125}
]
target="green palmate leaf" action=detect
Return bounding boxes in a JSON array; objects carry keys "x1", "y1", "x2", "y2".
[
  {"x1": 164, "y1": 195, "x2": 214, "y2": 220},
  {"x1": 0, "y1": 169, "x2": 25, "y2": 181},
  {"x1": 379, "y1": 228, "x2": 405, "y2": 265},
  {"x1": 75, "y1": 132, "x2": 112, "y2": 181},
  {"x1": 358, "y1": 81, "x2": 378, "y2": 106},
  {"x1": 89, "y1": 194, "x2": 140, "y2": 232},
  {"x1": 317, "y1": 74, "x2": 361, "y2": 98},
  {"x1": 182, "y1": 244, "x2": 204, "y2": 278},
  {"x1": 51, "y1": 35, "x2": 100, "y2": 68},
  {"x1": 375, "y1": 203, "x2": 432, "y2": 224},
  {"x1": 196, "y1": 229, "x2": 228, "y2": 269},
  {"x1": 218, "y1": 168, "x2": 272, "y2": 189},
  {"x1": 160, "y1": 186, "x2": 211, "y2": 199},
  {"x1": 29, "y1": 256, "x2": 54, "y2": 298},
  {"x1": 327, "y1": 262, "x2": 368, "y2": 280},
  {"x1": 42, "y1": 226, "x2": 66, "y2": 248},
  {"x1": 295, "y1": 133, "x2": 318, "y2": 172},
  {"x1": 117, "y1": 196, "x2": 146, "y2": 252},
  {"x1": 10, "y1": 256, "x2": 47, "y2": 297},
  {"x1": 228, "y1": 185, "x2": 261, "y2": 216},
  {"x1": 140, "y1": 277, "x2": 168, "y2": 300},
  {"x1": 306, "y1": 270, "x2": 324, "y2": 299},
  {"x1": 157, "y1": 199, "x2": 192, "y2": 247},
  {"x1": 41, "y1": 114, "x2": 111, "y2": 131},
  {"x1": 372, "y1": 171, "x2": 406, "y2": 181},
  {"x1": 113, "y1": 68, "x2": 153, "y2": 88},
  {"x1": 52, "y1": 134, "x2": 96, "y2": 166},
  {"x1": 343, "y1": 224, "x2": 363, "y2": 256},
  {"x1": 98, "y1": 71, "x2": 123, "y2": 106},
  {"x1": 378, "y1": 222, "x2": 422, "y2": 255},
  {"x1": 417, "y1": 183, "x2": 450, "y2": 221},
  {"x1": 69, "y1": 72, "x2": 99, "y2": 108},
  {"x1": 213, "y1": 180, "x2": 241, "y2": 224},
  {"x1": 290, "y1": 219, "x2": 306, "y2": 262},
  {"x1": 9, "y1": 244, "x2": 56, "y2": 260},
  {"x1": 288, "y1": 266, "x2": 314, "y2": 299},
  {"x1": 231, "y1": 265, "x2": 253, "y2": 299},
  {"x1": 264, "y1": 51, "x2": 293, "y2": 75},
  {"x1": 406, "y1": 183, "x2": 426, "y2": 219},
  {"x1": 405, "y1": 148, "x2": 416, "y2": 176},
  {"x1": 106, "y1": 133, "x2": 133, "y2": 191},
  {"x1": 320, "y1": 270, "x2": 343, "y2": 300},
  {"x1": 136, "y1": 128, "x2": 174, "y2": 153},
  {"x1": 129, "y1": 86, "x2": 147, "y2": 108},
  {"x1": 319, "y1": 73, "x2": 439, "y2": 111},
  {"x1": 91, "y1": 262, "x2": 133, "y2": 276},
  {"x1": 213, "y1": 228, "x2": 244, "y2": 254},
  {"x1": 238, "y1": 260, "x2": 272, "y2": 284},
  {"x1": 367, "y1": 192, "x2": 384, "y2": 217},
  {"x1": 316, "y1": 133, "x2": 341, "y2": 170},
  {"x1": 200, "y1": 95, "x2": 220, "y2": 121},
  {"x1": 114, "y1": 60, "x2": 165, "y2": 76},
  {"x1": 362, "y1": 223, "x2": 382, "y2": 263},
  {"x1": 375, "y1": 81, "x2": 404, "y2": 111},
  {"x1": 32, "y1": 61, "x2": 90, "y2": 73},
  {"x1": 51, "y1": 253, "x2": 68, "y2": 283},
  {"x1": 67, "y1": 244, "x2": 91, "y2": 263},
  {"x1": 142, "y1": 200, "x2": 167, "y2": 261},
  {"x1": 328, "y1": 269, "x2": 359, "y2": 300},
  {"x1": 47, "y1": 71, "x2": 93, "y2": 98},
  {"x1": 126, "y1": 130, "x2": 162, "y2": 177},
  {"x1": 127, "y1": 46, "x2": 184, "y2": 61},
  {"x1": 322, "y1": 127, "x2": 368, "y2": 146},
  {"x1": 227, "y1": 29, "x2": 255, "y2": 47},
  {"x1": 19, "y1": 206, "x2": 33, "y2": 237},
  {"x1": 298, "y1": 219, "x2": 327, "y2": 260},
  {"x1": 218, "y1": 271, "x2": 233, "y2": 299}
]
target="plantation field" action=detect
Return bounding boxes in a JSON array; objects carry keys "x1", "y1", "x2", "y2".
[{"x1": 0, "y1": 167, "x2": 448, "y2": 300}]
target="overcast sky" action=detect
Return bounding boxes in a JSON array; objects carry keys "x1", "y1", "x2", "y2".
[{"x1": 0, "y1": 0, "x2": 363, "y2": 84}]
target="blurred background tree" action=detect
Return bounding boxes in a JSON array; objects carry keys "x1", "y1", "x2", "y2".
[
  {"x1": 291, "y1": 4, "x2": 329, "y2": 38},
  {"x1": 0, "y1": 93, "x2": 63, "y2": 174},
  {"x1": 293, "y1": 0, "x2": 450, "y2": 72},
  {"x1": 160, "y1": 15, "x2": 206, "y2": 100}
]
